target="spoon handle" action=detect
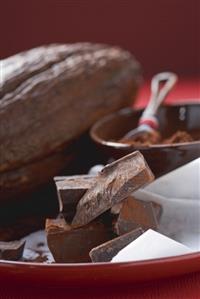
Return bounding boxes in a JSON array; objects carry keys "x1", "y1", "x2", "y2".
[{"x1": 139, "y1": 72, "x2": 178, "y2": 129}]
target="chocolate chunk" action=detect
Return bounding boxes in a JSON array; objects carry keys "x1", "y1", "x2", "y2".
[
  {"x1": 115, "y1": 196, "x2": 158, "y2": 235},
  {"x1": 0, "y1": 240, "x2": 25, "y2": 260},
  {"x1": 46, "y1": 215, "x2": 112, "y2": 263},
  {"x1": 89, "y1": 227, "x2": 144, "y2": 262},
  {"x1": 55, "y1": 175, "x2": 97, "y2": 213},
  {"x1": 72, "y1": 151, "x2": 154, "y2": 228}
]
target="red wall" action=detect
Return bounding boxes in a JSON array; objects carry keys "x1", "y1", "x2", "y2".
[{"x1": 1, "y1": 0, "x2": 199, "y2": 77}]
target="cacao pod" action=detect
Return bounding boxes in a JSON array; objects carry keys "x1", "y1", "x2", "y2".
[{"x1": 0, "y1": 43, "x2": 141, "y2": 202}]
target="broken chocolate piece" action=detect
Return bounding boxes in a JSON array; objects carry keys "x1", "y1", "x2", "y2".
[
  {"x1": 46, "y1": 215, "x2": 113, "y2": 263},
  {"x1": 0, "y1": 240, "x2": 25, "y2": 260},
  {"x1": 115, "y1": 196, "x2": 158, "y2": 235},
  {"x1": 72, "y1": 151, "x2": 154, "y2": 228},
  {"x1": 54, "y1": 175, "x2": 97, "y2": 213},
  {"x1": 54, "y1": 174, "x2": 96, "y2": 186},
  {"x1": 89, "y1": 227, "x2": 143, "y2": 262}
]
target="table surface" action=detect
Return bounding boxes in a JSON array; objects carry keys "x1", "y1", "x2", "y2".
[
  {"x1": 0, "y1": 77, "x2": 199, "y2": 299},
  {"x1": 0, "y1": 271, "x2": 199, "y2": 299}
]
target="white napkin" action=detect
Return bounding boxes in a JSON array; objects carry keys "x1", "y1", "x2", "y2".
[
  {"x1": 21, "y1": 230, "x2": 55, "y2": 263},
  {"x1": 134, "y1": 158, "x2": 200, "y2": 251},
  {"x1": 112, "y1": 229, "x2": 195, "y2": 263},
  {"x1": 144, "y1": 158, "x2": 200, "y2": 199}
]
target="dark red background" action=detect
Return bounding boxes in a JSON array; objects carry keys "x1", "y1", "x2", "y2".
[
  {"x1": 0, "y1": 2, "x2": 200, "y2": 298},
  {"x1": 1, "y1": 0, "x2": 199, "y2": 77}
]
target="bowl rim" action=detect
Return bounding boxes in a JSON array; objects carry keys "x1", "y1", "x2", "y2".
[
  {"x1": 0, "y1": 251, "x2": 199, "y2": 268},
  {"x1": 90, "y1": 101, "x2": 200, "y2": 149}
]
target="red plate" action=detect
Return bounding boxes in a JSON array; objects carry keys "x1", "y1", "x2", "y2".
[
  {"x1": 0, "y1": 81, "x2": 199, "y2": 289},
  {"x1": 0, "y1": 252, "x2": 200, "y2": 288}
]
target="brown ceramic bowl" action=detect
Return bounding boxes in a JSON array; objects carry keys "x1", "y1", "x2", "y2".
[{"x1": 90, "y1": 102, "x2": 200, "y2": 178}]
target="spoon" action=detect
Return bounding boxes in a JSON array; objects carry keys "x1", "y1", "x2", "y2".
[{"x1": 120, "y1": 72, "x2": 178, "y2": 144}]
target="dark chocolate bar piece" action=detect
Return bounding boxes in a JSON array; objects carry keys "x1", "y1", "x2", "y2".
[
  {"x1": 54, "y1": 175, "x2": 97, "y2": 212},
  {"x1": 72, "y1": 151, "x2": 154, "y2": 228},
  {"x1": 89, "y1": 227, "x2": 144, "y2": 262},
  {"x1": 0, "y1": 240, "x2": 25, "y2": 260},
  {"x1": 115, "y1": 196, "x2": 158, "y2": 235},
  {"x1": 46, "y1": 215, "x2": 112, "y2": 263}
]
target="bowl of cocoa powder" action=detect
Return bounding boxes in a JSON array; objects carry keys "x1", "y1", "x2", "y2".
[{"x1": 90, "y1": 102, "x2": 200, "y2": 177}]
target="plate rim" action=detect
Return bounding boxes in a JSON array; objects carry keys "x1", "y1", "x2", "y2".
[{"x1": 0, "y1": 251, "x2": 200, "y2": 269}]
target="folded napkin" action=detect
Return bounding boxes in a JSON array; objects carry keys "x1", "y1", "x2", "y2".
[
  {"x1": 112, "y1": 229, "x2": 194, "y2": 262},
  {"x1": 135, "y1": 158, "x2": 200, "y2": 251}
]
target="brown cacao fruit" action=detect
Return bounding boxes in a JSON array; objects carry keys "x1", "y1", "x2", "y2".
[{"x1": 0, "y1": 43, "x2": 141, "y2": 201}]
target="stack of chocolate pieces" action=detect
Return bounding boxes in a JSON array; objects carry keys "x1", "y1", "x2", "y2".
[{"x1": 46, "y1": 151, "x2": 162, "y2": 263}]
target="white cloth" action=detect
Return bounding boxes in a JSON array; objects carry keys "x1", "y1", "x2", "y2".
[{"x1": 112, "y1": 229, "x2": 195, "y2": 262}]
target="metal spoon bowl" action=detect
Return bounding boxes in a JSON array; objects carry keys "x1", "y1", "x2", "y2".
[{"x1": 120, "y1": 72, "x2": 178, "y2": 143}]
